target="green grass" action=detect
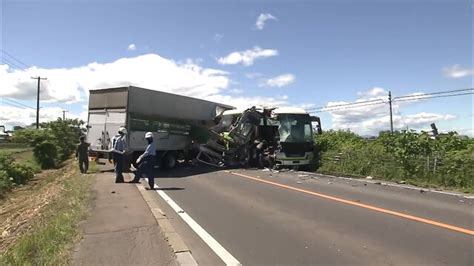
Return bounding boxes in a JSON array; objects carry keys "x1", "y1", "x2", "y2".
[
  {"x1": 0, "y1": 143, "x2": 28, "y2": 150},
  {"x1": 1, "y1": 163, "x2": 93, "y2": 265}
]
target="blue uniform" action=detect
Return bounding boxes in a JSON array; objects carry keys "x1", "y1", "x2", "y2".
[
  {"x1": 132, "y1": 141, "x2": 156, "y2": 188},
  {"x1": 113, "y1": 134, "x2": 127, "y2": 183}
]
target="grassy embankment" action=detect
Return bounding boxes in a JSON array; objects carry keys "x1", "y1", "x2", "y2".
[{"x1": 0, "y1": 147, "x2": 98, "y2": 265}]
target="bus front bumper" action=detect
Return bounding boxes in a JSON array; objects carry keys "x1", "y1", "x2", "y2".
[{"x1": 275, "y1": 152, "x2": 313, "y2": 166}]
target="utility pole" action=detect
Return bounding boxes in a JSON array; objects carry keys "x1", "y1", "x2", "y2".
[
  {"x1": 31, "y1": 76, "x2": 47, "y2": 129},
  {"x1": 62, "y1": 110, "x2": 68, "y2": 120},
  {"x1": 388, "y1": 91, "x2": 393, "y2": 133}
]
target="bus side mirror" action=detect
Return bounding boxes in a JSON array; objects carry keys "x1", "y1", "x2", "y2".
[{"x1": 310, "y1": 116, "x2": 322, "y2": 134}]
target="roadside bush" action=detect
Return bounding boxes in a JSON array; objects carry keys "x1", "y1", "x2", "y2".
[
  {"x1": 8, "y1": 162, "x2": 35, "y2": 185},
  {"x1": 437, "y1": 145, "x2": 474, "y2": 188},
  {"x1": 0, "y1": 152, "x2": 35, "y2": 187},
  {"x1": 0, "y1": 151, "x2": 14, "y2": 169},
  {"x1": 34, "y1": 141, "x2": 58, "y2": 169},
  {"x1": 315, "y1": 130, "x2": 473, "y2": 191},
  {"x1": 0, "y1": 170, "x2": 13, "y2": 198},
  {"x1": 43, "y1": 119, "x2": 84, "y2": 161},
  {"x1": 13, "y1": 119, "x2": 85, "y2": 169}
]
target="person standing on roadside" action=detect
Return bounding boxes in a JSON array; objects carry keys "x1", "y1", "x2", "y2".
[
  {"x1": 128, "y1": 132, "x2": 156, "y2": 190},
  {"x1": 75, "y1": 136, "x2": 90, "y2": 174},
  {"x1": 112, "y1": 127, "x2": 127, "y2": 183}
]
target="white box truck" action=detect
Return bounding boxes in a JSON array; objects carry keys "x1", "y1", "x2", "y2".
[{"x1": 86, "y1": 86, "x2": 234, "y2": 168}]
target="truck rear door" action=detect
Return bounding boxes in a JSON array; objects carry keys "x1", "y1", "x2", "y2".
[{"x1": 87, "y1": 109, "x2": 126, "y2": 151}]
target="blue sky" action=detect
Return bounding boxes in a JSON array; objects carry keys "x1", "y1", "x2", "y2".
[{"x1": 1, "y1": 0, "x2": 472, "y2": 135}]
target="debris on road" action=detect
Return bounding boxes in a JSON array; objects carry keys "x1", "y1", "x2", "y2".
[
  {"x1": 366, "y1": 176, "x2": 373, "y2": 180},
  {"x1": 397, "y1": 180, "x2": 407, "y2": 184}
]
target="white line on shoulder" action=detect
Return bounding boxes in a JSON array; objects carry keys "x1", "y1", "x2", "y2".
[{"x1": 153, "y1": 183, "x2": 241, "y2": 266}]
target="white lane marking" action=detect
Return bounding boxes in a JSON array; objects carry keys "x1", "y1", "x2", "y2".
[{"x1": 152, "y1": 182, "x2": 241, "y2": 266}]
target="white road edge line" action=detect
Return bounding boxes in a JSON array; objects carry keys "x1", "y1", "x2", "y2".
[{"x1": 153, "y1": 183, "x2": 242, "y2": 266}]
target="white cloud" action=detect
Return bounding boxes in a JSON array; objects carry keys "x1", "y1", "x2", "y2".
[
  {"x1": 0, "y1": 54, "x2": 230, "y2": 103},
  {"x1": 0, "y1": 53, "x2": 305, "y2": 128},
  {"x1": 260, "y1": 73, "x2": 295, "y2": 87},
  {"x1": 255, "y1": 13, "x2": 277, "y2": 30},
  {"x1": 228, "y1": 88, "x2": 244, "y2": 94},
  {"x1": 207, "y1": 94, "x2": 287, "y2": 110},
  {"x1": 324, "y1": 87, "x2": 457, "y2": 135},
  {"x1": 217, "y1": 46, "x2": 278, "y2": 66},
  {"x1": 357, "y1": 87, "x2": 387, "y2": 97},
  {"x1": 127, "y1": 44, "x2": 136, "y2": 51},
  {"x1": 0, "y1": 106, "x2": 76, "y2": 128},
  {"x1": 245, "y1": 72, "x2": 263, "y2": 79},
  {"x1": 213, "y1": 34, "x2": 223, "y2": 42},
  {"x1": 298, "y1": 103, "x2": 316, "y2": 110},
  {"x1": 442, "y1": 64, "x2": 474, "y2": 78}
]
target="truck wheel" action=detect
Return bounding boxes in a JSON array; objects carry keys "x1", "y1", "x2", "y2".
[{"x1": 161, "y1": 152, "x2": 177, "y2": 169}]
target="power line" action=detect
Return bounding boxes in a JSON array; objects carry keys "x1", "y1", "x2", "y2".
[
  {"x1": 394, "y1": 92, "x2": 474, "y2": 103},
  {"x1": 306, "y1": 98, "x2": 384, "y2": 111},
  {"x1": 2, "y1": 97, "x2": 36, "y2": 110},
  {"x1": 1, "y1": 49, "x2": 31, "y2": 69},
  {"x1": 2, "y1": 57, "x2": 27, "y2": 71},
  {"x1": 1, "y1": 100, "x2": 32, "y2": 110},
  {"x1": 309, "y1": 88, "x2": 474, "y2": 114},
  {"x1": 309, "y1": 101, "x2": 386, "y2": 113},
  {"x1": 393, "y1": 88, "x2": 473, "y2": 100}
]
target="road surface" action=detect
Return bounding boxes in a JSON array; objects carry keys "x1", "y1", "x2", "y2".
[{"x1": 145, "y1": 165, "x2": 473, "y2": 265}]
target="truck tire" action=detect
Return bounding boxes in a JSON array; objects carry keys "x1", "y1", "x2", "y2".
[{"x1": 161, "y1": 152, "x2": 177, "y2": 169}]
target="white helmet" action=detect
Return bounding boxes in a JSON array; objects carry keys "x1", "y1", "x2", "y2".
[
  {"x1": 145, "y1": 132, "x2": 154, "y2": 139},
  {"x1": 118, "y1": 127, "x2": 127, "y2": 134}
]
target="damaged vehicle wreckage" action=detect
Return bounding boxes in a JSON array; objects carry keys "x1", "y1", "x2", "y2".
[
  {"x1": 195, "y1": 106, "x2": 322, "y2": 170},
  {"x1": 85, "y1": 86, "x2": 321, "y2": 171}
]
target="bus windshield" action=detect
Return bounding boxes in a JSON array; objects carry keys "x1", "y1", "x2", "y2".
[{"x1": 275, "y1": 114, "x2": 313, "y2": 143}]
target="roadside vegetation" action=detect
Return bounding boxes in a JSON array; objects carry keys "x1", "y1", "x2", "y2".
[
  {"x1": 0, "y1": 161, "x2": 96, "y2": 265},
  {"x1": 0, "y1": 119, "x2": 84, "y2": 197},
  {"x1": 0, "y1": 118, "x2": 96, "y2": 264},
  {"x1": 314, "y1": 130, "x2": 474, "y2": 192}
]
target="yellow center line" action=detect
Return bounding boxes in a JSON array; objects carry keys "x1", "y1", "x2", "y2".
[{"x1": 227, "y1": 171, "x2": 474, "y2": 236}]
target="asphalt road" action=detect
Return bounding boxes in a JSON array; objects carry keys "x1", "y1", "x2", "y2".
[{"x1": 148, "y1": 165, "x2": 473, "y2": 266}]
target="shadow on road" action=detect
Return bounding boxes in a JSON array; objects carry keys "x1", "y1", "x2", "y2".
[
  {"x1": 154, "y1": 163, "x2": 222, "y2": 179},
  {"x1": 99, "y1": 161, "x2": 231, "y2": 179}
]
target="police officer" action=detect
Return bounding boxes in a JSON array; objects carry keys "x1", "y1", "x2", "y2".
[
  {"x1": 128, "y1": 132, "x2": 156, "y2": 190},
  {"x1": 75, "y1": 136, "x2": 90, "y2": 174},
  {"x1": 112, "y1": 127, "x2": 127, "y2": 183}
]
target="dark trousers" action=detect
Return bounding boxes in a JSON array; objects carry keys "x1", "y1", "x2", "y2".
[
  {"x1": 113, "y1": 153, "x2": 124, "y2": 182},
  {"x1": 79, "y1": 158, "x2": 89, "y2": 173},
  {"x1": 132, "y1": 156, "x2": 155, "y2": 188}
]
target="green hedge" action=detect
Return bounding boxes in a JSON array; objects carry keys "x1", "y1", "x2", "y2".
[{"x1": 315, "y1": 130, "x2": 474, "y2": 191}]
